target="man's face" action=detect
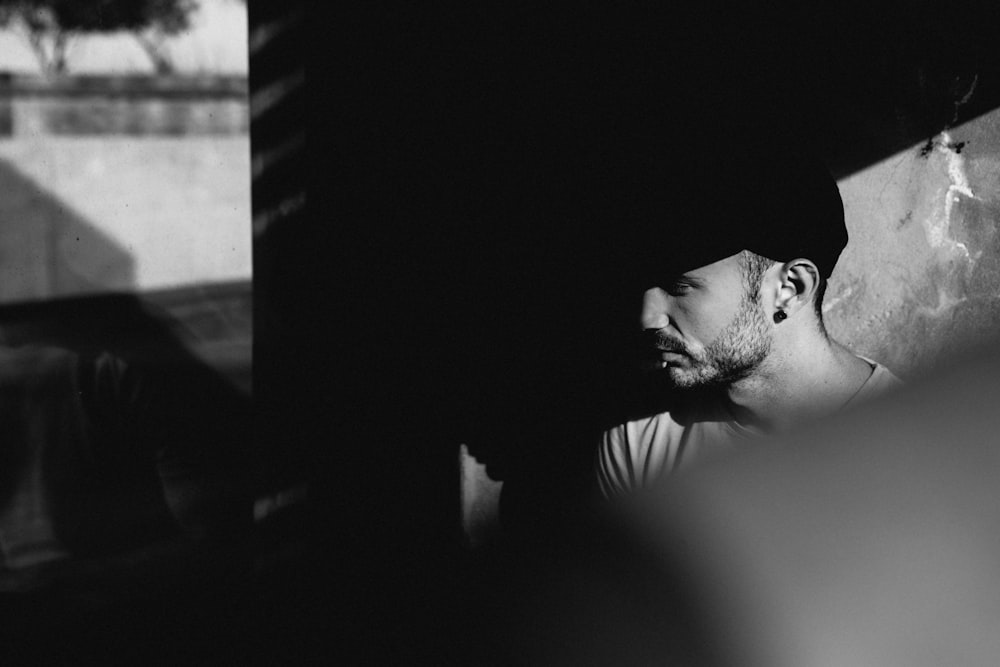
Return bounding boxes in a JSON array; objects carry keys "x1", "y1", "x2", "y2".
[{"x1": 640, "y1": 254, "x2": 772, "y2": 389}]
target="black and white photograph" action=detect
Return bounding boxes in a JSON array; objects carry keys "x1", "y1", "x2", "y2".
[{"x1": 3, "y1": 1, "x2": 1000, "y2": 665}]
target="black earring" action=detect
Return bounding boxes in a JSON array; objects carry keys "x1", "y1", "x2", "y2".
[{"x1": 773, "y1": 311, "x2": 787, "y2": 324}]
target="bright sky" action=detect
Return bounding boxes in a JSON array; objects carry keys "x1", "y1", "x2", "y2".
[{"x1": 0, "y1": 0, "x2": 247, "y2": 74}]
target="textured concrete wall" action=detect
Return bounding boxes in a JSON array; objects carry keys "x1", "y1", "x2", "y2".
[
  {"x1": 828, "y1": 108, "x2": 1000, "y2": 380},
  {"x1": 11, "y1": 96, "x2": 247, "y2": 136},
  {"x1": 0, "y1": 75, "x2": 251, "y2": 304},
  {"x1": 0, "y1": 75, "x2": 249, "y2": 136},
  {"x1": 0, "y1": 136, "x2": 251, "y2": 303}
]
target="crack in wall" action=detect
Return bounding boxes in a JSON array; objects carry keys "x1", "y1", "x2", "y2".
[
  {"x1": 924, "y1": 131, "x2": 978, "y2": 261},
  {"x1": 822, "y1": 285, "x2": 853, "y2": 314},
  {"x1": 915, "y1": 284, "x2": 968, "y2": 319},
  {"x1": 950, "y1": 74, "x2": 979, "y2": 126}
]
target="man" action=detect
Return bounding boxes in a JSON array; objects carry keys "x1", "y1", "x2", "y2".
[{"x1": 596, "y1": 139, "x2": 901, "y2": 498}]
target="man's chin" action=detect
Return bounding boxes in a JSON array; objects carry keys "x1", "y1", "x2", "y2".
[
  {"x1": 663, "y1": 366, "x2": 705, "y2": 389},
  {"x1": 663, "y1": 362, "x2": 737, "y2": 390}
]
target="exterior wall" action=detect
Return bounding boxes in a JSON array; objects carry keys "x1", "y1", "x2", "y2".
[
  {"x1": 0, "y1": 75, "x2": 250, "y2": 304},
  {"x1": 0, "y1": 75, "x2": 248, "y2": 136},
  {"x1": 828, "y1": 108, "x2": 1000, "y2": 380},
  {"x1": 11, "y1": 96, "x2": 247, "y2": 136}
]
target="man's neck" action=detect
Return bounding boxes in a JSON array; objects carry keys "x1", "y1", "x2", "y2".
[{"x1": 722, "y1": 332, "x2": 873, "y2": 432}]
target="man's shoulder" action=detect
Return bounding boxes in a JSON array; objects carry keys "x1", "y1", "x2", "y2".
[
  {"x1": 606, "y1": 406, "x2": 691, "y2": 433},
  {"x1": 602, "y1": 409, "x2": 685, "y2": 447},
  {"x1": 596, "y1": 396, "x2": 736, "y2": 497},
  {"x1": 603, "y1": 385, "x2": 725, "y2": 433},
  {"x1": 597, "y1": 409, "x2": 681, "y2": 498}
]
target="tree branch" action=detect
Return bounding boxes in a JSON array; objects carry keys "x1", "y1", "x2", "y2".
[{"x1": 135, "y1": 31, "x2": 174, "y2": 75}]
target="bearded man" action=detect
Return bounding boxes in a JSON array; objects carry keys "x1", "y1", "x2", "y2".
[{"x1": 596, "y1": 140, "x2": 902, "y2": 498}]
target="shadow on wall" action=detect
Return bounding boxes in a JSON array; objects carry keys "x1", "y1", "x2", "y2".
[
  {"x1": 0, "y1": 147, "x2": 258, "y2": 661},
  {"x1": 0, "y1": 287, "x2": 258, "y2": 665},
  {"x1": 0, "y1": 157, "x2": 134, "y2": 302}
]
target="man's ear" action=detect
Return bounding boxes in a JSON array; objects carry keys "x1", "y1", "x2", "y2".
[{"x1": 775, "y1": 258, "x2": 820, "y2": 315}]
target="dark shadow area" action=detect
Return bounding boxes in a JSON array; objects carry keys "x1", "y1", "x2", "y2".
[
  {"x1": 250, "y1": 3, "x2": 1000, "y2": 665},
  {"x1": 0, "y1": 285, "x2": 258, "y2": 664},
  {"x1": 245, "y1": 3, "x2": 334, "y2": 665},
  {"x1": 723, "y1": 5, "x2": 1000, "y2": 180},
  {"x1": 0, "y1": 281, "x2": 251, "y2": 393}
]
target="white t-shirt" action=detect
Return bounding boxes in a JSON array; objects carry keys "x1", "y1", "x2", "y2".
[{"x1": 596, "y1": 359, "x2": 902, "y2": 498}]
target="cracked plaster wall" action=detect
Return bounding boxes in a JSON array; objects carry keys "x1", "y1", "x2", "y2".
[{"x1": 827, "y1": 108, "x2": 1000, "y2": 379}]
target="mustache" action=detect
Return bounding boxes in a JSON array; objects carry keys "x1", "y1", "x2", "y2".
[{"x1": 645, "y1": 329, "x2": 688, "y2": 354}]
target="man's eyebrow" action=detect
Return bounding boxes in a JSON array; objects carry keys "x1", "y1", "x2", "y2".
[{"x1": 676, "y1": 274, "x2": 705, "y2": 287}]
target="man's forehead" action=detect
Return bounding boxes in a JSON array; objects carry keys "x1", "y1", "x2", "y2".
[{"x1": 674, "y1": 253, "x2": 743, "y2": 282}]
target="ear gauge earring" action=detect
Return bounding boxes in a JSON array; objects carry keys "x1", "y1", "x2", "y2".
[{"x1": 773, "y1": 311, "x2": 787, "y2": 324}]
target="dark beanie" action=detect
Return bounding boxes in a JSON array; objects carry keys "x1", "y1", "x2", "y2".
[{"x1": 622, "y1": 132, "x2": 846, "y2": 287}]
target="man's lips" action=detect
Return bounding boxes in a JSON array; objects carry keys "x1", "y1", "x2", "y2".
[
  {"x1": 646, "y1": 330, "x2": 688, "y2": 359},
  {"x1": 654, "y1": 349, "x2": 687, "y2": 369}
]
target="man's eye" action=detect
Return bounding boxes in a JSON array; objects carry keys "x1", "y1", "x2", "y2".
[{"x1": 666, "y1": 282, "x2": 692, "y2": 296}]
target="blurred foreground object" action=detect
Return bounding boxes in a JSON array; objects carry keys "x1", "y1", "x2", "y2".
[
  {"x1": 641, "y1": 346, "x2": 1000, "y2": 667},
  {"x1": 514, "y1": 345, "x2": 1000, "y2": 667}
]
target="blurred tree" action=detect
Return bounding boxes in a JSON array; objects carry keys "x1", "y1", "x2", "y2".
[{"x1": 0, "y1": 0, "x2": 197, "y2": 74}]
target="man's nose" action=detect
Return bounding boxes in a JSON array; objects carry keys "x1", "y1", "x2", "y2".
[{"x1": 641, "y1": 287, "x2": 671, "y2": 330}]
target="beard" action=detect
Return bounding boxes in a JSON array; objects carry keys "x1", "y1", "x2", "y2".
[{"x1": 657, "y1": 295, "x2": 772, "y2": 389}]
